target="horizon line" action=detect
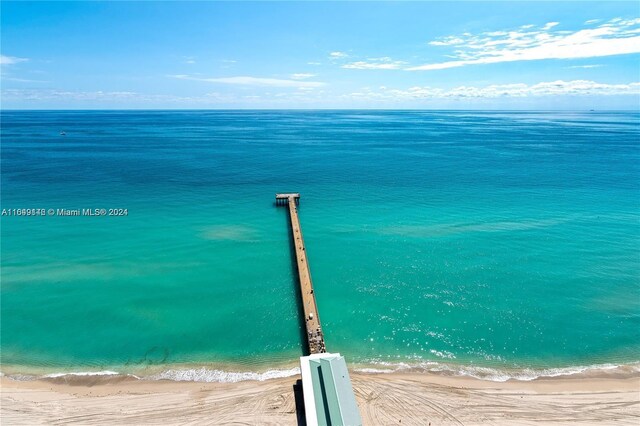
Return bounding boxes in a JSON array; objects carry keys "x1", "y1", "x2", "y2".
[{"x1": 2, "y1": 108, "x2": 639, "y2": 112}]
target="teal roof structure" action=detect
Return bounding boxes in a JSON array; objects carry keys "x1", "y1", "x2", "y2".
[{"x1": 300, "y1": 353, "x2": 362, "y2": 426}]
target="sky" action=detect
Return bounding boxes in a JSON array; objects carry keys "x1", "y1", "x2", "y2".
[{"x1": 1, "y1": 1, "x2": 639, "y2": 109}]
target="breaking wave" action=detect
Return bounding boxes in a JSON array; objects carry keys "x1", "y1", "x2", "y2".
[
  {"x1": 354, "y1": 360, "x2": 640, "y2": 382},
  {"x1": 2, "y1": 361, "x2": 638, "y2": 384},
  {"x1": 148, "y1": 367, "x2": 301, "y2": 383}
]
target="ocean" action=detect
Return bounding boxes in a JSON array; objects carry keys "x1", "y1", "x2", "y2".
[{"x1": 1, "y1": 110, "x2": 639, "y2": 382}]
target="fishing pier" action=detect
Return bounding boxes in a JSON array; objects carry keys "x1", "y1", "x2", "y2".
[
  {"x1": 276, "y1": 193, "x2": 361, "y2": 426},
  {"x1": 276, "y1": 193, "x2": 326, "y2": 354}
]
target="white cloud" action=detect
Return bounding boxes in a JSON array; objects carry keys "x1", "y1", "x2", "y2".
[
  {"x1": 221, "y1": 59, "x2": 237, "y2": 63},
  {"x1": 409, "y1": 17, "x2": 640, "y2": 71},
  {"x1": 585, "y1": 19, "x2": 601, "y2": 25},
  {"x1": 0, "y1": 55, "x2": 28, "y2": 65},
  {"x1": 345, "y1": 80, "x2": 640, "y2": 101},
  {"x1": 0, "y1": 89, "x2": 243, "y2": 104},
  {"x1": 290, "y1": 73, "x2": 316, "y2": 80},
  {"x1": 170, "y1": 74, "x2": 325, "y2": 88},
  {"x1": 1, "y1": 88, "x2": 336, "y2": 107},
  {"x1": 342, "y1": 57, "x2": 407, "y2": 70},
  {"x1": 1, "y1": 76, "x2": 48, "y2": 83},
  {"x1": 329, "y1": 51, "x2": 348, "y2": 58},
  {"x1": 4, "y1": 80, "x2": 637, "y2": 108},
  {"x1": 568, "y1": 64, "x2": 604, "y2": 69},
  {"x1": 2, "y1": 89, "x2": 139, "y2": 101},
  {"x1": 307, "y1": 61, "x2": 322, "y2": 66}
]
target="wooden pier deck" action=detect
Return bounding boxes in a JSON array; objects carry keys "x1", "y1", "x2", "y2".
[{"x1": 276, "y1": 193, "x2": 326, "y2": 354}]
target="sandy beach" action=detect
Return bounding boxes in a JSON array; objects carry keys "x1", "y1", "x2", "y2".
[{"x1": 2, "y1": 372, "x2": 639, "y2": 425}]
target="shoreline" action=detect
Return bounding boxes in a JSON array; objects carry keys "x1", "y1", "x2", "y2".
[
  {"x1": 3, "y1": 358, "x2": 639, "y2": 384},
  {"x1": 2, "y1": 370, "x2": 639, "y2": 425}
]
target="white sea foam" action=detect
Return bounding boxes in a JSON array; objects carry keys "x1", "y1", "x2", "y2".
[
  {"x1": 2, "y1": 362, "x2": 638, "y2": 384},
  {"x1": 354, "y1": 368, "x2": 396, "y2": 374},
  {"x1": 3, "y1": 370, "x2": 138, "y2": 381},
  {"x1": 4, "y1": 373, "x2": 39, "y2": 381},
  {"x1": 43, "y1": 370, "x2": 122, "y2": 378},
  {"x1": 148, "y1": 367, "x2": 301, "y2": 383},
  {"x1": 429, "y1": 349, "x2": 456, "y2": 359},
  {"x1": 354, "y1": 361, "x2": 640, "y2": 382},
  {"x1": 2, "y1": 367, "x2": 301, "y2": 383}
]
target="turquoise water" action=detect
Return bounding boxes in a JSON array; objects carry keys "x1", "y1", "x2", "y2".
[{"x1": 2, "y1": 110, "x2": 639, "y2": 380}]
